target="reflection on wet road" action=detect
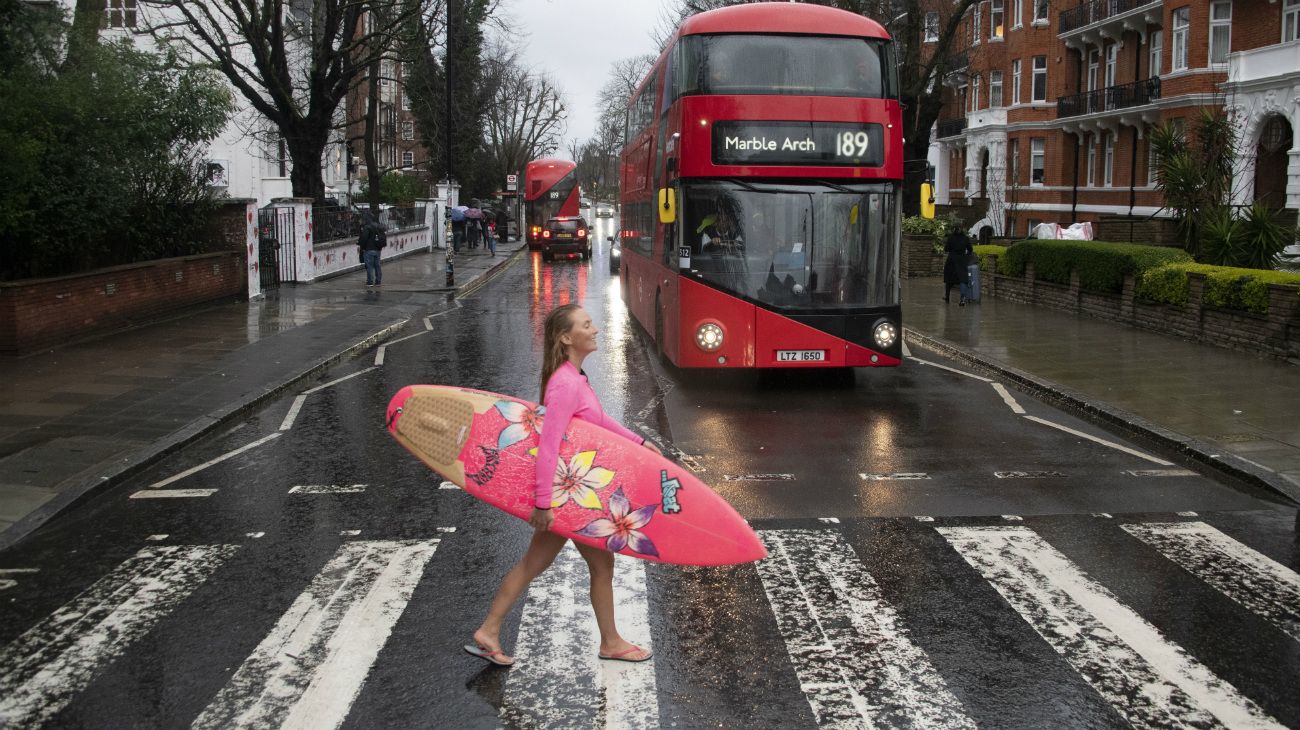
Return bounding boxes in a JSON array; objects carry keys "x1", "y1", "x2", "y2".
[{"x1": 1, "y1": 225, "x2": 1297, "y2": 729}]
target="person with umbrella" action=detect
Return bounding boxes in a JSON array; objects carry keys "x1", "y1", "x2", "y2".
[
  {"x1": 465, "y1": 201, "x2": 484, "y2": 250},
  {"x1": 450, "y1": 204, "x2": 468, "y2": 253}
]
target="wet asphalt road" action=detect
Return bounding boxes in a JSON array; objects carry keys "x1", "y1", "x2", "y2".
[{"x1": 2, "y1": 215, "x2": 1299, "y2": 729}]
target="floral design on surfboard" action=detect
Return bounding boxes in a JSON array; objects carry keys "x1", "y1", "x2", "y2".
[
  {"x1": 551, "y1": 450, "x2": 614, "y2": 509},
  {"x1": 577, "y1": 487, "x2": 660, "y2": 557},
  {"x1": 494, "y1": 401, "x2": 545, "y2": 450}
]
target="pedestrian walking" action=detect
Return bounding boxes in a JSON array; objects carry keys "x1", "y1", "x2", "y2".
[
  {"x1": 943, "y1": 228, "x2": 973, "y2": 305},
  {"x1": 484, "y1": 211, "x2": 497, "y2": 257},
  {"x1": 466, "y1": 203, "x2": 483, "y2": 250},
  {"x1": 358, "y1": 210, "x2": 387, "y2": 286},
  {"x1": 451, "y1": 205, "x2": 467, "y2": 253},
  {"x1": 465, "y1": 303, "x2": 662, "y2": 667}
]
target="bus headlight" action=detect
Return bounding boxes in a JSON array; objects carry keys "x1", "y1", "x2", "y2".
[
  {"x1": 873, "y1": 320, "x2": 897, "y2": 350},
  {"x1": 695, "y1": 323, "x2": 724, "y2": 352}
]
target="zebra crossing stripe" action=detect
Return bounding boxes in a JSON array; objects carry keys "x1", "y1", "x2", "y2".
[
  {"x1": 191, "y1": 539, "x2": 438, "y2": 730},
  {"x1": 938, "y1": 526, "x2": 1284, "y2": 729},
  {"x1": 755, "y1": 530, "x2": 974, "y2": 729},
  {"x1": 501, "y1": 545, "x2": 657, "y2": 729},
  {"x1": 0, "y1": 545, "x2": 238, "y2": 728},
  {"x1": 1122, "y1": 522, "x2": 1300, "y2": 644}
]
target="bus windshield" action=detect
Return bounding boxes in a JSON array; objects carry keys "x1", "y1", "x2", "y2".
[
  {"x1": 682, "y1": 181, "x2": 897, "y2": 309},
  {"x1": 676, "y1": 34, "x2": 895, "y2": 99}
]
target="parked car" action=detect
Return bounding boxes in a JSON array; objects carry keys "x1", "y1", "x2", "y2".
[
  {"x1": 540, "y1": 216, "x2": 591, "y2": 262},
  {"x1": 607, "y1": 236, "x2": 621, "y2": 275}
]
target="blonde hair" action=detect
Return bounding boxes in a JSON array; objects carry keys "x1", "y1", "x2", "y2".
[{"x1": 540, "y1": 303, "x2": 582, "y2": 400}]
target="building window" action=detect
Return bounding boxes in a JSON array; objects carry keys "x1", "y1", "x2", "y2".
[
  {"x1": 1013, "y1": 0, "x2": 1024, "y2": 28},
  {"x1": 991, "y1": 0, "x2": 1005, "y2": 38},
  {"x1": 1009, "y1": 139, "x2": 1020, "y2": 185},
  {"x1": 106, "y1": 0, "x2": 137, "y2": 28},
  {"x1": 402, "y1": 151, "x2": 414, "y2": 168},
  {"x1": 1286, "y1": 0, "x2": 1300, "y2": 42},
  {"x1": 1147, "y1": 140, "x2": 1159, "y2": 185},
  {"x1": 1011, "y1": 59, "x2": 1022, "y2": 104},
  {"x1": 401, "y1": 121, "x2": 414, "y2": 140},
  {"x1": 1032, "y1": 55, "x2": 1047, "y2": 101},
  {"x1": 1031, "y1": 138, "x2": 1045, "y2": 185},
  {"x1": 1087, "y1": 136, "x2": 1097, "y2": 186},
  {"x1": 1209, "y1": 1, "x2": 1232, "y2": 64},
  {"x1": 1149, "y1": 30, "x2": 1163, "y2": 77},
  {"x1": 1033, "y1": 0, "x2": 1049, "y2": 23},
  {"x1": 972, "y1": 74, "x2": 982, "y2": 111},
  {"x1": 925, "y1": 12, "x2": 940, "y2": 42},
  {"x1": 990, "y1": 70, "x2": 1004, "y2": 107},
  {"x1": 973, "y1": 2, "x2": 982, "y2": 44},
  {"x1": 1087, "y1": 48, "x2": 1100, "y2": 92},
  {"x1": 1105, "y1": 43, "x2": 1118, "y2": 87},
  {"x1": 1172, "y1": 7, "x2": 1190, "y2": 71},
  {"x1": 401, "y1": 92, "x2": 411, "y2": 111},
  {"x1": 1104, "y1": 133, "x2": 1114, "y2": 187}
]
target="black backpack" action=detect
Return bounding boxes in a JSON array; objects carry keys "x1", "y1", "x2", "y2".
[{"x1": 374, "y1": 226, "x2": 387, "y2": 249}]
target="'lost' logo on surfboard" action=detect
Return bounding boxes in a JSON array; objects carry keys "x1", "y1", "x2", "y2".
[
  {"x1": 467, "y1": 446, "x2": 499, "y2": 486},
  {"x1": 660, "y1": 470, "x2": 683, "y2": 514}
]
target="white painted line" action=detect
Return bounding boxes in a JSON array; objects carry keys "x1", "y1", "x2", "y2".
[
  {"x1": 818, "y1": 517, "x2": 841, "y2": 524},
  {"x1": 1093, "y1": 513, "x2": 1113, "y2": 519},
  {"x1": 860, "y1": 473, "x2": 930, "y2": 481},
  {"x1": 994, "y1": 471, "x2": 1065, "y2": 479},
  {"x1": 423, "y1": 316, "x2": 433, "y2": 330},
  {"x1": 1023, "y1": 415, "x2": 1174, "y2": 466},
  {"x1": 0, "y1": 580, "x2": 14, "y2": 591},
  {"x1": 149, "y1": 433, "x2": 282, "y2": 489},
  {"x1": 0, "y1": 545, "x2": 238, "y2": 726},
  {"x1": 436, "y1": 527, "x2": 457, "y2": 533},
  {"x1": 991, "y1": 382, "x2": 1026, "y2": 414},
  {"x1": 939, "y1": 526, "x2": 1284, "y2": 729},
  {"x1": 280, "y1": 395, "x2": 308, "y2": 431},
  {"x1": 1177, "y1": 511, "x2": 1199, "y2": 517},
  {"x1": 192, "y1": 540, "x2": 438, "y2": 730},
  {"x1": 147, "y1": 534, "x2": 169, "y2": 541},
  {"x1": 755, "y1": 530, "x2": 974, "y2": 728},
  {"x1": 246, "y1": 532, "x2": 265, "y2": 539},
  {"x1": 1000, "y1": 515, "x2": 1024, "y2": 521},
  {"x1": 722, "y1": 474, "x2": 796, "y2": 482},
  {"x1": 438, "y1": 481, "x2": 459, "y2": 490},
  {"x1": 914, "y1": 516, "x2": 935, "y2": 522},
  {"x1": 288, "y1": 484, "x2": 367, "y2": 495},
  {"x1": 910, "y1": 357, "x2": 993, "y2": 382},
  {"x1": 1128, "y1": 469, "x2": 1198, "y2": 477},
  {"x1": 340, "y1": 530, "x2": 361, "y2": 536},
  {"x1": 0, "y1": 569, "x2": 40, "y2": 575},
  {"x1": 501, "y1": 545, "x2": 658, "y2": 729},
  {"x1": 1122, "y1": 522, "x2": 1300, "y2": 643},
  {"x1": 374, "y1": 346, "x2": 386, "y2": 366},
  {"x1": 130, "y1": 488, "x2": 219, "y2": 499},
  {"x1": 302, "y1": 366, "x2": 379, "y2": 395},
  {"x1": 901, "y1": 339, "x2": 912, "y2": 358}
]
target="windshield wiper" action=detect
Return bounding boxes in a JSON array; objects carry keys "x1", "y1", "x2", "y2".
[{"x1": 724, "y1": 178, "x2": 760, "y2": 192}]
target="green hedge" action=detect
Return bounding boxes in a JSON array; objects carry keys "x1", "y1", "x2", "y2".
[
  {"x1": 1137, "y1": 263, "x2": 1300, "y2": 314},
  {"x1": 973, "y1": 244, "x2": 1007, "y2": 272},
  {"x1": 1000, "y1": 240, "x2": 1192, "y2": 293}
]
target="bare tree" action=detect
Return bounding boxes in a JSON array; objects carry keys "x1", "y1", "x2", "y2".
[
  {"x1": 139, "y1": 0, "x2": 434, "y2": 202},
  {"x1": 479, "y1": 49, "x2": 567, "y2": 185}
]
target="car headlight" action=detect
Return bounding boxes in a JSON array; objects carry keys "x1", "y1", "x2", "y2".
[
  {"x1": 873, "y1": 320, "x2": 897, "y2": 350},
  {"x1": 695, "y1": 323, "x2": 724, "y2": 351},
  {"x1": 611, "y1": 247, "x2": 620, "y2": 257}
]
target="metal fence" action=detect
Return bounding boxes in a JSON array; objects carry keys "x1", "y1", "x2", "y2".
[
  {"x1": 1057, "y1": 77, "x2": 1161, "y2": 119},
  {"x1": 257, "y1": 207, "x2": 297, "y2": 288},
  {"x1": 313, "y1": 205, "x2": 427, "y2": 244},
  {"x1": 1059, "y1": 0, "x2": 1157, "y2": 34},
  {"x1": 384, "y1": 205, "x2": 426, "y2": 231},
  {"x1": 937, "y1": 118, "x2": 968, "y2": 139}
]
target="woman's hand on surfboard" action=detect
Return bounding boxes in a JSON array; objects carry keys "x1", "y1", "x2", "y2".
[
  {"x1": 642, "y1": 440, "x2": 662, "y2": 456},
  {"x1": 529, "y1": 507, "x2": 555, "y2": 532}
]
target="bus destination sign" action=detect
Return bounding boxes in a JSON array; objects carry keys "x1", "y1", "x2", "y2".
[{"x1": 712, "y1": 121, "x2": 885, "y2": 167}]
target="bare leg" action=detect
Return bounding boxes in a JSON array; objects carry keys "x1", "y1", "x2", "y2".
[
  {"x1": 574, "y1": 542, "x2": 651, "y2": 660},
  {"x1": 472, "y1": 529, "x2": 568, "y2": 664}
]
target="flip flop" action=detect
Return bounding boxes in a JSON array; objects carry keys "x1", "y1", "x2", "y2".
[
  {"x1": 463, "y1": 643, "x2": 514, "y2": 667},
  {"x1": 598, "y1": 645, "x2": 653, "y2": 663}
]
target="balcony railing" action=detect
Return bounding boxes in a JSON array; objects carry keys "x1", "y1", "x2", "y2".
[
  {"x1": 1056, "y1": 77, "x2": 1160, "y2": 118},
  {"x1": 948, "y1": 49, "x2": 969, "y2": 71},
  {"x1": 1059, "y1": 0, "x2": 1155, "y2": 34},
  {"x1": 936, "y1": 117, "x2": 967, "y2": 138}
]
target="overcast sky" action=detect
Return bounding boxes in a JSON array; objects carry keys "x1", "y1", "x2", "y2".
[{"x1": 500, "y1": 0, "x2": 669, "y2": 150}]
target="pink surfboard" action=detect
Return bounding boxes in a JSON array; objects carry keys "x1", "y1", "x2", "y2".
[{"x1": 385, "y1": 385, "x2": 767, "y2": 566}]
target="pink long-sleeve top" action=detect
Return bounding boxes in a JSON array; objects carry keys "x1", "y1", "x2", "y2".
[{"x1": 533, "y1": 361, "x2": 643, "y2": 509}]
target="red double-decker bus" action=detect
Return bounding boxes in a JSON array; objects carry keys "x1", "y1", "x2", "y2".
[
  {"x1": 525, "y1": 158, "x2": 581, "y2": 249},
  {"x1": 618, "y1": 3, "x2": 903, "y2": 369}
]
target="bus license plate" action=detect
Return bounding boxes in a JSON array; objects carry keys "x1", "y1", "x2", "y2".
[{"x1": 777, "y1": 350, "x2": 825, "y2": 362}]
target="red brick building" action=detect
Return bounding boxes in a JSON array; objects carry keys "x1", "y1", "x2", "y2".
[
  {"x1": 344, "y1": 58, "x2": 431, "y2": 202},
  {"x1": 929, "y1": 0, "x2": 1300, "y2": 236}
]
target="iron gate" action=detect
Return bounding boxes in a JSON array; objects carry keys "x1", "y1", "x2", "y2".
[{"x1": 257, "y1": 207, "x2": 297, "y2": 288}]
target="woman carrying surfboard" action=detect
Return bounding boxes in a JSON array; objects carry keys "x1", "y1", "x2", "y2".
[{"x1": 465, "y1": 303, "x2": 662, "y2": 667}]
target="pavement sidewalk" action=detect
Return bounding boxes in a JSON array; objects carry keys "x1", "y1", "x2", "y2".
[
  {"x1": 0, "y1": 240, "x2": 526, "y2": 550},
  {"x1": 902, "y1": 277, "x2": 1300, "y2": 503}
]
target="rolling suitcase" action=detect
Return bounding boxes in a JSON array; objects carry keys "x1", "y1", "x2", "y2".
[{"x1": 961, "y1": 262, "x2": 981, "y2": 304}]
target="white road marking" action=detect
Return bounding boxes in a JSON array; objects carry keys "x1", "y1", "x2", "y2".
[
  {"x1": 1001, "y1": 515, "x2": 1024, "y2": 521},
  {"x1": 147, "y1": 534, "x2": 169, "y2": 541},
  {"x1": 130, "y1": 488, "x2": 219, "y2": 499},
  {"x1": 423, "y1": 317, "x2": 433, "y2": 331},
  {"x1": 288, "y1": 484, "x2": 367, "y2": 494},
  {"x1": 1177, "y1": 511, "x2": 1199, "y2": 517},
  {"x1": 914, "y1": 516, "x2": 935, "y2": 522},
  {"x1": 1128, "y1": 469, "x2": 1198, "y2": 477},
  {"x1": 192, "y1": 540, "x2": 438, "y2": 730},
  {"x1": 819, "y1": 517, "x2": 841, "y2": 524},
  {"x1": 1023, "y1": 415, "x2": 1173, "y2": 465},
  {"x1": 438, "y1": 481, "x2": 459, "y2": 490},
  {"x1": 755, "y1": 530, "x2": 974, "y2": 728},
  {"x1": 280, "y1": 395, "x2": 308, "y2": 431},
  {"x1": 994, "y1": 471, "x2": 1065, "y2": 479},
  {"x1": 991, "y1": 382, "x2": 1026, "y2": 414},
  {"x1": 909, "y1": 357, "x2": 993, "y2": 382},
  {"x1": 302, "y1": 366, "x2": 379, "y2": 395},
  {"x1": 148, "y1": 433, "x2": 282, "y2": 489},
  {"x1": 0, "y1": 580, "x2": 14, "y2": 591},
  {"x1": 436, "y1": 527, "x2": 457, "y2": 533},
  {"x1": 0, "y1": 545, "x2": 238, "y2": 727},
  {"x1": 374, "y1": 346, "x2": 386, "y2": 366},
  {"x1": 1093, "y1": 513, "x2": 1113, "y2": 519},
  {"x1": 339, "y1": 530, "x2": 361, "y2": 536},
  {"x1": 722, "y1": 474, "x2": 796, "y2": 482},
  {"x1": 0, "y1": 569, "x2": 40, "y2": 575},
  {"x1": 939, "y1": 526, "x2": 1284, "y2": 729},
  {"x1": 860, "y1": 472, "x2": 930, "y2": 481},
  {"x1": 901, "y1": 340, "x2": 912, "y2": 358},
  {"x1": 1122, "y1": 522, "x2": 1300, "y2": 643},
  {"x1": 501, "y1": 545, "x2": 657, "y2": 729},
  {"x1": 246, "y1": 533, "x2": 265, "y2": 539}
]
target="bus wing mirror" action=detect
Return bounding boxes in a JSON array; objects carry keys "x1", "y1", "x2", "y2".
[
  {"x1": 920, "y1": 183, "x2": 936, "y2": 219},
  {"x1": 658, "y1": 188, "x2": 677, "y2": 224}
]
